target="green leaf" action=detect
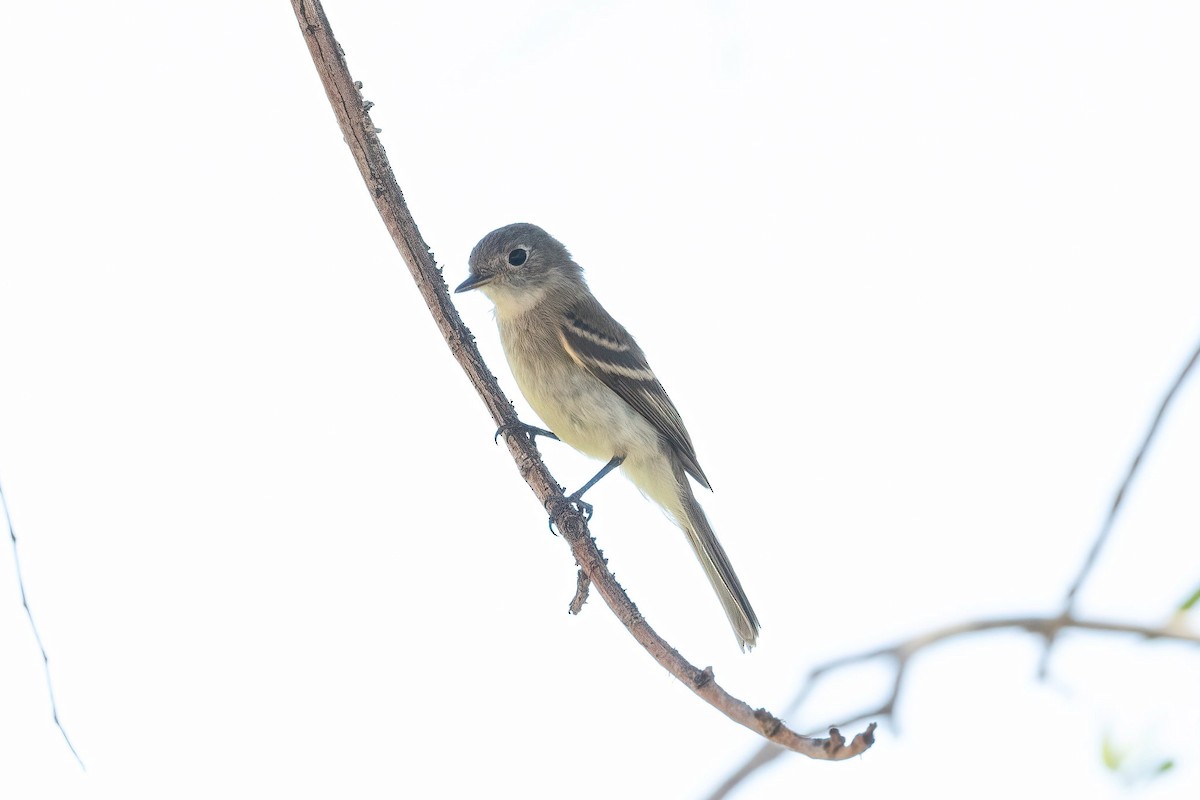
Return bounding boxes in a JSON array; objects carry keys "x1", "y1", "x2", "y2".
[
  {"x1": 1101, "y1": 734, "x2": 1126, "y2": 772},
  {"x1": 1179, "y1": 584, "x2": 1200, "y2": 612},
  {"x1": 1155, "y1": 759, "x2": 1175, "y2": 775}
]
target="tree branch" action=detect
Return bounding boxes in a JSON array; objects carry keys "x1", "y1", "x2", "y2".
[
  {"x1": 1063, "y1": 334, "x2": 1200, "y2": 611},
  {"x1": 707, "y1": 613, "x2": 1200, "y2": 800},
  {"x1": 710, "y1": 330, "x2": 1200, "y2": 796},
  {"x1": 289, "y1": 0, "x2": 873, "y2": 760},
  {"x1": 3, "y1": 480, "x2": 84, "y2": 768},
  {"x1": 1035, "y1": 332, "x2": 1200, "y2": 675}
]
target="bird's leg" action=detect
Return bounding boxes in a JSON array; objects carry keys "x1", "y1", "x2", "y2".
[
  {"x1": 546, "y1": 455, "x2": 626, "y2": 533},
  {"x1": 563, "y1": 455, "x2": 625, "y2": 520},
  {"x1": 495, "y1": 421, "x2": 560, "y2": 445}
]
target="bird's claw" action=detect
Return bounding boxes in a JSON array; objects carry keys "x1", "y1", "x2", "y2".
[
  {"x1": 546, "y1": 493, "x2": 594, "y2": 535},
  {"x1": 495, "y1": 422, "x2": 559, "y2": 444},
  {"x1": 568, "y1": 494, "x2": 594, "y2": 520}
]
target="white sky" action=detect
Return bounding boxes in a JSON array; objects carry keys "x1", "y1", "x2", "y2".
[{"x1": 1, "y1": 2, "x2": 1198, "y2": 798}]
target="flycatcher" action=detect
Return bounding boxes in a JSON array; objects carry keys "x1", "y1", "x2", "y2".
[{"x1": 455, "y1": 223, "x2": 760, "y2": 649}]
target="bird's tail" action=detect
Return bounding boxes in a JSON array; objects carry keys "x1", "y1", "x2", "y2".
[{"x1": 674, "y1": 468, "x2": 761, "y2": 650}]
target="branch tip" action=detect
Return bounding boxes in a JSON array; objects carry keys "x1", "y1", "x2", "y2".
[{"x1": 568, "y1": 569, "x2": 590, "y2": 615}]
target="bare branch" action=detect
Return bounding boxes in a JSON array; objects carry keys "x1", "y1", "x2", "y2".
[
  {"x1": 1032, "y1": 333, "x2": 1200, "y2": 676},
  {"x1": 805, "y1": 615, "x2": 1200, "y2": 729},
  {"x1": 1064, "y1": 334, "x2": 1200, "y2": 611},
  {"x1": 2, "y1": 480, "x2": 84, "y2": 768},
  {"x1": 709, "y1": 613, "x2": 1200, "y2": 800},
  {"x1": 711, "y1": 332, "x2": 1200, "y2": 793},
  {"x1": 288, "y1": 0, "x2": 873, "y2": 760}
]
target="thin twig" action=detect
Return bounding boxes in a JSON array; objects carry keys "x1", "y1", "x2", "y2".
[
  {"x1": 1064, "y1": 334, "x2": 1200, "y2": 610},
  {"x1": 2, "y1": 480, "x2": 84, "y2": 769},
  {"x1": 289, "y1": 0, "x2": 874, "y2": 760},
  {"x1": 1038, "y1": 333, "x2": 1200, "y2": 676},
  {"x1": 711, "y1": 332, "x2": 1200, "y2": 795},
  {"x1": 707, "y1": 613, "x2": 1200, "y2": 800}
]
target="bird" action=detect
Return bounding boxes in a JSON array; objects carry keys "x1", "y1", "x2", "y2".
[{"x1": 455, "y1": 222, "x2": 760, "y2": 650}]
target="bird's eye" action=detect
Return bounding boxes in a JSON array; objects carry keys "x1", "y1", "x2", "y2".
[{"x1": 507, "y1": 248, "x2": 527, "y2": 267}]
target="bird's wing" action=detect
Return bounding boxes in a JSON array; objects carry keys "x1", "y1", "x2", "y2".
[{"x1": 557, "y1": 296, "x2": 711, "y2": 489}]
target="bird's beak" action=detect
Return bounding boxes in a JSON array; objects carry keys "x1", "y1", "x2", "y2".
[{"x1": 454, "y1": 273, "x2": 493, "y2": 293}]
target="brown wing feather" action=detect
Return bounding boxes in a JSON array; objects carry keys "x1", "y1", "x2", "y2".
[{"x1": 559, "y1": 296, "x2": 711, "y2": 489}]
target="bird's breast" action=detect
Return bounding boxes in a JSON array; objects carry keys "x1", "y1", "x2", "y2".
[{"x1": 497, "y1": 317, "x2": 659, "y2": 464}]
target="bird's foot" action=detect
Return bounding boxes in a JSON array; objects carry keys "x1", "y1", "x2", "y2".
[
  {"x1": 495, "y1": 421, "x2": 559, "y2": 445},
  {"x1": 566, "y1": 492, "x2": 594, "y2": 520},
  {"x1": 546, "y1": 492, "x2": 594, "y2": 535}
]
